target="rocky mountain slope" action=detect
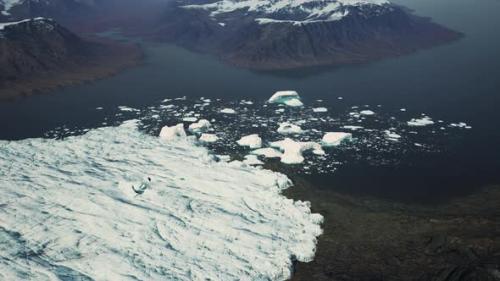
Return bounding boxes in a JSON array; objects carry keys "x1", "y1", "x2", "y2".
[
  {"x1": 0, "y1": 17, "x2": 141, "y2": 99},
  {"x1": 155, "y1": 0, "x2": 462, "y2": 69}
]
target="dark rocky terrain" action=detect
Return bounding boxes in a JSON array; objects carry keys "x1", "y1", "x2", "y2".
[
  {"x1": 155, "y1": 0, "x2": 462, "y2": 69},
  {"x1": 283, "y1": 173, "x2": 500, "y2": 281},
  {"x1": 0, "y1": 18, "x2": 142, "y2": 99}
]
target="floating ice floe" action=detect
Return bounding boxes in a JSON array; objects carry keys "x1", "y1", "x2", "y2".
[
  {"x1": 321, "y1": 132, "x2": 353, "y2": 147},
  {"x1": 199, "y1": 133, "x2": 219, "y2": 143},
  {"x1": 407, "y1": 116, "x2": 434, "y2": 127},
  {"x1": 312, "y1": 107, "x2": 328, "y2": 113},
  {"x1": 277, "y1": 122, "x2": 303, "y2": 135},
  {"x1": 188, "y1": 119, "x2": 211, "y2": 133},
  {"x1": 220, "y1": 108, "x2": 237, "y2": 114},
  {"x1": 384, "y1": 130, "x2": 402, "y2": 141},
  {"x1": 251, "y1": 147, "x2": 283, "y2": 158},
  {"x1": 360, "y1": 110, "x2": 375, "y2": 116},
  {"x1": 159, "y1": 123, "x2": 187, "y2": 141},
  {"x1": 342, "y1": 125, "x2": 364, "y2": 131},
  {"x1": 118, "y1": 106, "x2": 140, "y2": 112},
  {"x1": 450, "y1": 122, "x2": 472, "y2": 129},
  {"x1": 182, "y1": 117, "x2": 198, "y2": 122},
  {"x1": 271, "y1": 138, "x2": 325, "y2": 164},
  {"x1": 268, "y1": 91, "x2": 304, "y2": 107},
  {"x1": 237, "y1": 134, "x2": 263, "y2": 149},
  {"x1": 243, "y1": 155, "x2": 264, "y2": 165},
  {"x1": 0, "y1": 122, "x2": 323, "y2": 281}
]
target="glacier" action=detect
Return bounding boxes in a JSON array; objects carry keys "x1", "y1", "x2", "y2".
[{"x1": 0, "y1": 120, "x2": 323, "y2": 281}]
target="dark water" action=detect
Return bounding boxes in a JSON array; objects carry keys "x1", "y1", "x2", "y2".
[{"x1": 1, "y1": 0, "x2": 499, "y2": 203}]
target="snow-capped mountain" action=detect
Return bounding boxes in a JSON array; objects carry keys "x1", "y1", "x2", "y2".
[
  {"x1": 183, "y1": 0, "x2": 391, "y2": 25},
  {"x1": 156, "y1": 0, "x2": 461, "y2": 69},
  {"x1": 0, "y1": 0, "x2": 102, "y2": 22}
]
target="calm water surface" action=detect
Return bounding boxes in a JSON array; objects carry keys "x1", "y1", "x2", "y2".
[{"x1": 1, "y1": 0, "x2": 499, "y2": 203}]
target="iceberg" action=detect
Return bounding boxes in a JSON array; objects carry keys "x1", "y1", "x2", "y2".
[
  {"x1": 270, "y1": 138, "x2": 325, "y2": 164},
  {"x1": 0, "y1": 121, "x2": 323, "y2": 281},
  {"x1": 312, "y1": 107, "x2": 328, "y2": 113},
  {"x1": 407, "y1": 116, "x2": 434, "y2": 127},
  {"x1": 360, "y1": 110, "x2": 375, "y2": 116},
  {"x1": 251, "y1": 147, "x2": 283, "y2": 158},
  {"x1": 268, "y1": 91, "x2": 304, "y2": 107},
  {"x1": 159, "y1": 123, "x2": 187, "y2": 141},
  {"x1": 199, "y1": 133, "x2": 219, "y2": 143},
  {"x1": 277, "y1": 122, "x2": 303, "y2": 135},
  {"x1": 243, "y1": 155, "x2": 264, "y2": 165},
  {"x1": 188, "y1": 119, "x2": 211, "y2": 133},
  {"x1": 384, "y1": 130, "x2": 402, "y2": 141},
  {"x1": 321, "y1": 132, "x2": 352, "y2": 147},
  {"x1": 237, "y1": 134, "x2": 263, "y2": 149},
  {"x1": 220, "y1": 108, "x2": 237, "y2": 114}
]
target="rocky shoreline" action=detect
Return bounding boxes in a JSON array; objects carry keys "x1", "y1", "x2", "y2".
[{"x1": 281, "y1": 173, "x2": 500, "y2": 281}]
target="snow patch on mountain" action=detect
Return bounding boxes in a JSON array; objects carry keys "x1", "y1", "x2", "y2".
[{"x1": 183, "y1": 0, "x2": 390, "y2": 25}]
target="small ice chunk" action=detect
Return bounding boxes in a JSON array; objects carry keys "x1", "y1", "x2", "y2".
[
  {"x1": 312, "y1": 107, "x2": 328, "y2": 113},
  {"x1": 251, "y1": 148, "x2": 283, "y2": 158},
  {"x1": 182, "y1": 117, "x2": 198, "y2": 122},
  {"x1": 199, "y1": 133, "x2": 218, "y2": 143},
  {"x1": 220, "y1": 108, "x2": 236, "y2": 114},
  {"x1": 342, "y1": 125, "x2": 364, "y2": 131},
  {"x1": 243, "y1": 155, "x2": 264, "y2": 166},
  {"x1": 188, "y1": 119, "x2": 211, "y2": 133},
  {"x1": 321, "y1": 132, "x2": 352, "y2": 147},
  {"x1": 159, "y1": 124, "x2": 186, "y2": 141},
  {"x1": 277, "y1": 122, "x2": 303, "y2": 135},
  {"x1": 360, "y1": 110, "x2": 375, "y2": 116},
  {"x1": 408, "y1": 116, "x2": 434, "y2": 127},
  {"x1": 270, "y1": 138, "x2": 325, "y2": 164},
  {"x1": 384, "y1": 130, "x2": 401, "y2": 141},
  {"x1": 268, "y1": 91, "x2": 303, "y2": 107},
  {"x1": 237, "y1": 134, "x2": 262, "y2": 149}
]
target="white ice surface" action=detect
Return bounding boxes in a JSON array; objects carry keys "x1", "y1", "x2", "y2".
[
  {"x1": 220, "y1": 108, "x2": 237, "y2": 114},
  {"x1": 251, "y1": 147, "x2": 284, "y2": 158},
  {"x1": 159, "y1": 123, "x2": 187, "y2": 141},
  {"x1": 199, "y1": 133, "x2": 219, "y2": 143},
  {"x1": 0, "y1": 121, "x2": 323, "y2": 281},
  {"x1": 237, "y1": 134, "x2": 263, "y2": 149},
  {"x1": 277, "y1": 122, "x2": 303, "y2": 135},
  {"x1": 270, "y1": 138, "x2": 325, "y2": 164},
  {"x1": 407, "y1": 116, "x2": 434, "y2": 127},
  {"x1": 188, "y1": 119, "x2": 212, "y2": 133},
  {"x1": 321, "y1": 132, "x2": 352, "y2": 147},
  {"x1": 268, "y1": 91, "x2": 303, "y2": 107}
]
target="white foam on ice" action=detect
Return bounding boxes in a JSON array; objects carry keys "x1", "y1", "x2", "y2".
[
  {"x1": 237, "y1": 134, "x2": 263, "y2": 149},
  {"x1": 0, "y1": 121, "x2": 323, "y2": 281},
  {"x1": 321, "y1": 132, "x2": 352, "y2": 147}
]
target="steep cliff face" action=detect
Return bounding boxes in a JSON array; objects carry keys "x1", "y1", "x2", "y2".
[{"x1": 155, "y1": 0, "x2": 462, "y2": 69}]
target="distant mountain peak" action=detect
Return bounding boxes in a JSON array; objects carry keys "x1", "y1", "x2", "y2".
[{"x1": 182, "y1": 0, "x2": 391, "y2": 25}]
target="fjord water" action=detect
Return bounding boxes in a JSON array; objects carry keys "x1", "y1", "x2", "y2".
[{"x1": 1, "y1": 0, "x2": 499, "y2": 203}]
